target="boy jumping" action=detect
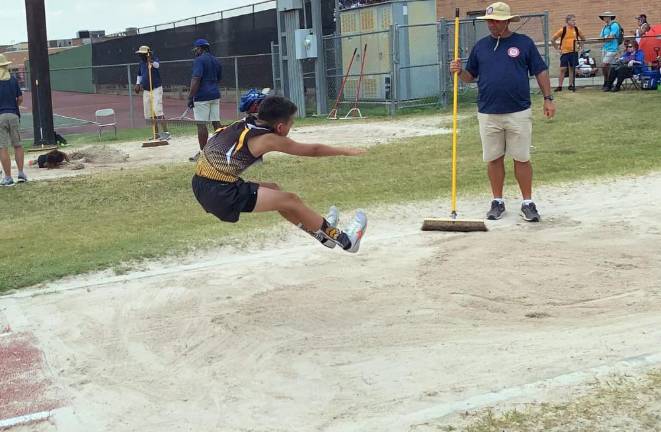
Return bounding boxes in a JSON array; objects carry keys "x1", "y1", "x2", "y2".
[{"x1": 192, "y1": 95, "x2": 368, "y2": 253}]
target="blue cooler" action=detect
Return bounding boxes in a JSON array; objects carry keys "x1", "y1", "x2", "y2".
[{"x1": 640, "y1": 70, "x2": 660, "y2": 90}]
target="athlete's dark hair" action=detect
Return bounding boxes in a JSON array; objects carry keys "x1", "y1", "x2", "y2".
[{"x1": 258, "y1": 95, "x2": 298, "y2": 125}]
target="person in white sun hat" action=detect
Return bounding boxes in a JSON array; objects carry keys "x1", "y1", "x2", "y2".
[
  {"x1": 598, "y1": 11, "x2": 622, "y2": 91},
  {"x1": 0, "y1": 53, "x2": 26, "y2": 186},
  {"x1": 450, "y1": 2, "x2": 555, "y2": 223}
]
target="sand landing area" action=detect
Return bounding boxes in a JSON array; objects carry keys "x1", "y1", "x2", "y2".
[{"x1": 1, "y1": 172, "x2": 659, "y2": 431}]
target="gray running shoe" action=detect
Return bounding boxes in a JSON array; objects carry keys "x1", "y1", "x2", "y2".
[
  {"x1": 17, "y1": 172, "x2": 28, "y2": 183},
  {"x1": 0, "y1": 176, "x2": 15, "y2": 187},
  {"x1": 486, "y1": 200, "x2": 505, "y2": 220},
  {"x1": 159, "y1": 132, "x2": 171, "y2": 140},
  {"x1": 520, "y1": 202, "x2": 541, "y2": 222},
  {"x1": 343, "y1": 210, "x2": 367, "y2": 253},
  {"x1": 189, "y1": 152, "x2": 200, "y2": 162}
]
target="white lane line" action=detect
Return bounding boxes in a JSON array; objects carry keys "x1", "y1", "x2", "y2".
[
  {"x1": 394, "y1": 350, "x2": 661, "y2": 429},
  {"x1": 0, "y1": 410, "x2": 51, "y2": 429}
]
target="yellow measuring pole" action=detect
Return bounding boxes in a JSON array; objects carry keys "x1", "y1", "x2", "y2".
[{"x1": 450, "y1": 8, "x2": 460, "y2": 218}]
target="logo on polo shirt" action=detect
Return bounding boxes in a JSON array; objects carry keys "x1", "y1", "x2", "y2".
[{"x1": 507, "y1": 47, "x2": 520, "y2": 58}]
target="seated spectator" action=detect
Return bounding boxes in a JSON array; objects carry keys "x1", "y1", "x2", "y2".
[{"x1": 604, "y1": 41, "x2": 646, "y2": 92}]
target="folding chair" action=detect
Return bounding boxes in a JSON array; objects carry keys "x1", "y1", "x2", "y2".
[
  {"x1": 621, "y1": 74, "x2": 642, "y2": 90},
  {"x1": 95, "y1": 108, "x2": 117, "y2": 140}
]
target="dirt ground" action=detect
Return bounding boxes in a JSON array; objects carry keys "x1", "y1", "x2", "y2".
[
  {"x1": 1, "y1": 169, "x2": 660, "y2": 431},
  {"x1": 19, "y1": 115, "x2": 451, "y2": 182}
]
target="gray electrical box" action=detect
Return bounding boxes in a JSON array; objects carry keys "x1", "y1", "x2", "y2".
[
  {"x1": 277, "y1": 0, "x2": 303, "y2": 11},
  {"x1": 294, "y1": 29, "x2": 318, "y2": 59}
]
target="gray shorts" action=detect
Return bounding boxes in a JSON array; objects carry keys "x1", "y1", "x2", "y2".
[
  {"x1": 477, "y1": 108, "x2": 533, "y2": 162},
  {"x1": 0, "y1": 113, "x2": 21, "y2": 149}
]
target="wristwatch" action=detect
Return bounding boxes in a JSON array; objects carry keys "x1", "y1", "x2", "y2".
[{"x1": 544, "y1": 95, "x2": 554, "y2": 101}]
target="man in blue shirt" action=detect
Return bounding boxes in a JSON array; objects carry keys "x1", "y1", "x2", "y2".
[
  {"x1": 0, "y1": 54, "x2": 26, "y2": 186},
  {"x1": 450, "y1": 2, "x2": 555, "y2": 222},
  {"x1": 187, "y1": 39, "x2": 222, "y2": 161},
  {"x1": 598, "y1": 12, "x2": 622, "y2": 90},
  {"x1": 135, "y1": 45, "x2": 169, "y2": 140}
]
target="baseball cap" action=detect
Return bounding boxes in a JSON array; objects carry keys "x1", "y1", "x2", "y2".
[{"x1": 193, "y1": 39, "x2": 210, "y2": 47}]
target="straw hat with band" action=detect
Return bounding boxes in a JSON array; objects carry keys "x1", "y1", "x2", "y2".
[
  {"x1": 0, "y1": 54, "x2": 11, "y2": 67},
  {"x1": 477, "y1": 2, "x2": 520, "y2": 51},
  {"x1": 135, "y1": 45, "x2": 151, "y2": 55},
  {"x1": 0, "y1": 54, "x2": 12, "y2": 81},
  {"x1": 477, "y1": 2, "x2": 521, "y2": 22}
]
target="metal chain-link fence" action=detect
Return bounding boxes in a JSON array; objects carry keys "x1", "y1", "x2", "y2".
[
  {"x1": 20, "y1": 53, "x2": 273, "y2": 140},
  {"x1": 315, "y1": 12, "x2": 550, "y2": 116}
]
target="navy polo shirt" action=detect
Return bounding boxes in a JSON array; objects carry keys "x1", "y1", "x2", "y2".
[
  {"x1": 137, "y1": 57, "x2": 162, "y2": 90},
  {"x1": 192, "y1": 52, "x2": 222, "y2": 101},
  {"x1": 465, "y1": 32, "x2": 548, "y2": 114},
  {"x1": 0, "y1": 76, "x2": 22, "y2": 116}
]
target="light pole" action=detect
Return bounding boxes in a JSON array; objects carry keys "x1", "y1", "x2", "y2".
[{"x1": 25, "y1": 0, "x2": 56, "y2": 147}]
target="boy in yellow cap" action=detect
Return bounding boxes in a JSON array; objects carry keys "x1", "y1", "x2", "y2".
[{"x1": 135, "y1": 45, "x2": 170, "y2": 140}]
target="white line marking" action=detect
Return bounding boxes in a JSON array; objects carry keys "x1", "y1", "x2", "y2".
[
  {"x1": 0, "y1": 410, "x2": 51, "y2": 429},
  {"x1": 394, "y1": 351, "x2": 661, "y2": 429}
]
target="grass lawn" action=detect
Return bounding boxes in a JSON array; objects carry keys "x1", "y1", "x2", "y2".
[
  {"x1": 1, "y1": 90, "x2": 659, "y2": 291},
  {"x1": 442, "y1": 369, "x2": 661, "y2": 431}
]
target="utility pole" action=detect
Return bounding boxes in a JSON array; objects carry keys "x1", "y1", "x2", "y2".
[{"x1": 25, "y1": 0, "x2": 56, "y2": 146}]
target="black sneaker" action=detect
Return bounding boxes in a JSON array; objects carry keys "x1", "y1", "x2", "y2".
[
  {"x1": 568, "y1": 85, "x2": 576, "y2": 91},
  {"x1": 486, "y1": 200, "x2": 505, "y2": 220},
  {"x1": 554, "y1": 86, "x2": 562, "y2": 92},
  {"x1": 520, "y1": 202, "x2": 541, "y2": 222}
]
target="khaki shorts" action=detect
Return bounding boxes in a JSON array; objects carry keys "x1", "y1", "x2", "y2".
[
  {"x1": 193, "y1": 99, "x2": 220, "y2": 122},
  {"x1": 0, "y1": 113, "x2": 21, "y2": 149},
  {"x1": 602, "y1": 51, "x2": 618, "y2": 66},
  {"x1": 143, "y1": 86, "x2": 164, "y2": 119},
  {"x1": 477, "y1": 108, "x2": 532, "y2": 162}
]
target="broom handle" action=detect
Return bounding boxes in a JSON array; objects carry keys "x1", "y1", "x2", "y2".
[
  {"x1": 331, "y1": 48, "x2": 358, "y2": 113},
  {"x1": 450, "y1": 8, "x2": 460, "y2": 218},
  {"x1": 353, "y1": 44, "x2": 368, "y2": 108},
  {"x1": 148, "y1": 61, "x2": 157, "y2": 139}
]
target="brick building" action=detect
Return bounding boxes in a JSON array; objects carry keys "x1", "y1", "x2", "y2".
[{"x1": 436, "y1": 1, "x2": 660, "y2": 40}]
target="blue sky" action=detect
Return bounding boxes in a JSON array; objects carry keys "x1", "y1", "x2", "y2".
[{"x1": 1, "y1": 0, "x2": 270, "y2": 45}]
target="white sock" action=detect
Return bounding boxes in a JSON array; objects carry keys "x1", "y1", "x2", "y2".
[
  {"x1": 522, "y1": 199, "x2": 534, "y2": 205},
  {"x1": 493, "y1": 198, "x2": 504, "y2": 204}
]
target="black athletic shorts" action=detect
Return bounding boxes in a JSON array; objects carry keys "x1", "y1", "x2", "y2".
[
  {"x1": 560, "y1": 52, "x2": 578, "y2": 68},
  {"x1": 192, "y1": 175, "x2": 259, "y2": 223}
]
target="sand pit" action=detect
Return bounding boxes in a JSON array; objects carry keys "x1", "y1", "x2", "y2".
[
  {"x1": 1, "y1": 172, "x2": 660, "y2": 431},
  {"x1": 68, "y1": 146, "x2": 129, "y2": 164}
]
